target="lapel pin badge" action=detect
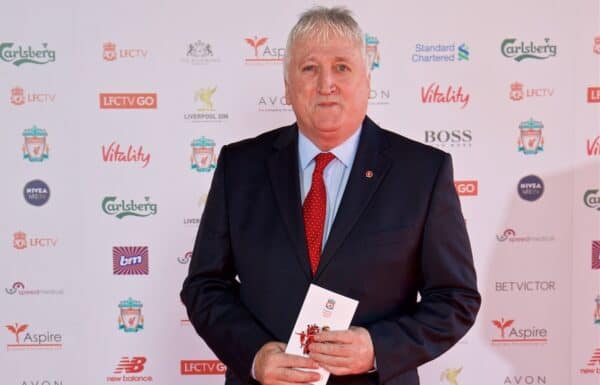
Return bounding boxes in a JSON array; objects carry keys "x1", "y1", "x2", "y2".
[{"x1": 365, "y1": 170, "x2": 374, "y2": 178}]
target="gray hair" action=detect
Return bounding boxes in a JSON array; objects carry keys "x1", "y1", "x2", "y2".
[{"x1": 283, "y1": 6, "x2": 367, "y2": 81}]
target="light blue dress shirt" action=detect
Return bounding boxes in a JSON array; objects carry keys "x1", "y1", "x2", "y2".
[{"x1": 298, "y1": 127, "x2": 362, "y2": 250}]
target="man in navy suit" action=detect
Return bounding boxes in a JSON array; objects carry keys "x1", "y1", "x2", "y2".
[{"x1": 181, "y1": 6, "x2": 480, "y2": 385}]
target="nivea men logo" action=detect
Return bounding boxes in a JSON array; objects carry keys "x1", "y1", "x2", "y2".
[{"x1": 517, "y1": 175, "x2": 544, "y2": 202}]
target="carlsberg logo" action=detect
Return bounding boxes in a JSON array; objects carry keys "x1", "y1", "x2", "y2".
[
  {"x1": 0, "y1": 42, "x2": 56, "y2": 66},
  {"x1": 102, "y1": 196, "x2": 158, "y2": 219},
  {"x1": 501, "y1": 38, "x2": 557, "y2": 61}
]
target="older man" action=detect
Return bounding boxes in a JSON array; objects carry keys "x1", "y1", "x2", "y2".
[{"x1": 181, "y1": 6, "x2": 480, "y2": 385}]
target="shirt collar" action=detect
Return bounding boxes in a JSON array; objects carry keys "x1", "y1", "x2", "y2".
[{"x1": 298, "y1": 125, "x2": 362, "y2": 170}]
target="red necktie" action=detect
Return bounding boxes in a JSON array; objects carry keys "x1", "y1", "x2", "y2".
[{"x1": 303, "y1": 152, "x2": 336, "y2": 275}]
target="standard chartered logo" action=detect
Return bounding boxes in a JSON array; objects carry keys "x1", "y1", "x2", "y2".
[
  {"x1": 0, "y1": 42, "x2": 56, "y2": 66},
  {"x1": 102, "y1": 196, "x2": 158, "y2": 219}
]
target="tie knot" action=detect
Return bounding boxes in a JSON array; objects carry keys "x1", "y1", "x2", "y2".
[{"x1": 314, "y1": 152, "x2": 335, "y2": 173}]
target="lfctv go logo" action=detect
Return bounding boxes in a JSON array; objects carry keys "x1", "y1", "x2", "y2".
[
  {"x1": 455, "y1": 180, "x2": 478, "y2": 196},
  {"x1": 99, "y1": 93, "x2": 157, "y2": 109}
]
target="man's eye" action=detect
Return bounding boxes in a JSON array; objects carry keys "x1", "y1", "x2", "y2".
[
  {"x1": 302, "y1": 65, "x2": 316, "y2": 72},
  {"x1": 336, "y1": 64, "x2": 349, "y2": 72}
]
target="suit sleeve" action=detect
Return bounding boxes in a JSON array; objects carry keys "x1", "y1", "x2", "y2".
[
  {"x1": 180, "y1": 145, "x2": 274, "y2": 381},
  {"x1": 367, "y1": 153, "x2": 481, "y2": 384}
]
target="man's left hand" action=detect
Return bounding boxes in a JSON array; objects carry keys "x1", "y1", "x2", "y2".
[{"x1": 308, "y1": 326, "x2": 375, "y2": 376}]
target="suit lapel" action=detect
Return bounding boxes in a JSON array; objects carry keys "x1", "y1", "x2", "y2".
[
  {"x1": 315, "y1": 117, "x2": 391, "y2": 279},
  {"x1": 267, "y1": 125, "x2": 312, "y2": 280}
]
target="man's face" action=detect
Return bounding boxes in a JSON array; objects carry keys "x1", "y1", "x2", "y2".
[{"x1": 285, "y1": 35, "x2": 370, "y2": 149}]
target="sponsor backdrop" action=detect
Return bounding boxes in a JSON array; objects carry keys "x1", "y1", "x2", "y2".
[{"x1": 1, "y1": 0, "x2": 599, "y2": 384}]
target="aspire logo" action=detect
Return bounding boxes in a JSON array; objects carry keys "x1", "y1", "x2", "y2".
[
  {"x1": 10, "y1": 86, "x2": 55, "y2": 106},
  {"x1": 501, "y1": 38, "x2": 557, "y2": 61},
  {"x1": 107, "y1": 356, "x2": 153, "y2": 382},
  {"x1": 421, "y1": 83, "x2": 469, "y2": 108},
  {"x1": 180, "y1": 360, "x2": 227, "y2": 375},
  {"x1": 244, "y1": 36, "x2": 284, "y2": 63},
  {"x1": 0, "y1": 42, "x2": 56, "y2": 66},
  {"x1": 102, "y1": 142, "x2": 150, "y2": 167},
  {"x1": 4, "y1": 323, "x2": 62, "y2": 350},
  {"x1": 99, "y1": 93, "x2": 157, "y2": 109},
  {"x1": 491, "y1": 318, "x2": 548, "y2": 344},
  {"x1": 103, "y1": 42, "x2": 148, "y2": 61},
  {"x1": 113, "y1": 246, "x2": 149, "y2": 275},
  {"x1": 102, "y1": 196, "x2": 158, "y2": 219}
]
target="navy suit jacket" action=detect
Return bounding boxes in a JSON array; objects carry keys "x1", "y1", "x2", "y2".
[{"x1": 181, "y1": 116, "x2": 480, "y2": 385}]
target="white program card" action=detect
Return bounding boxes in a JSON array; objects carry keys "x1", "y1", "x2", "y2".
[{"x1": 285, "y1": 284, "x2": 359, "y2": 385}]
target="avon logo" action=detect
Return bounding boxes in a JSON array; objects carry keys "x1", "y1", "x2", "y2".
[
  {"x1": 421, "y1": 83, "x2": 470, "y2": 108},
  {"x1": 102, "y1": 142, "x2": 151, "y2": 167}
]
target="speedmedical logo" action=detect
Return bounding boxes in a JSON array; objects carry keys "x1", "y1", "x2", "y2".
[
  {"x1": 501, "y1": 38, "x2": 557, "y2": 61},
  {"x1": 180, "y1": 360, "x2": 226, "y2": 375},
  {"x1": 99, "y1": 93, "x2": 157, "y2": 109},
  {"x1": 0, "y1": 42, "x2": 56, "y2": 66}
]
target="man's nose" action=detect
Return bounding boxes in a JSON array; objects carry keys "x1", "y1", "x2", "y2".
[{"x1": 317, "y1": 69, "x2": 336, "y2": 95}]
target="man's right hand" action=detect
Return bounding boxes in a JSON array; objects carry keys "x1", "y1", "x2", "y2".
[{"x1": 254, "y1": 341, "x2": 321, "y2": 385}]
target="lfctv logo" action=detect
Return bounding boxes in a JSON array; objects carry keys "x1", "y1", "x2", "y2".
[
  {"x1": 181, "y1": 360, "x2": 227, "y2": 375},
  {"x1": 454, "y1": 180, "x2": 478, "y2": 196},
  {"x1": 99, "y1": 93, "x2": 157, "y2": 109}
]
